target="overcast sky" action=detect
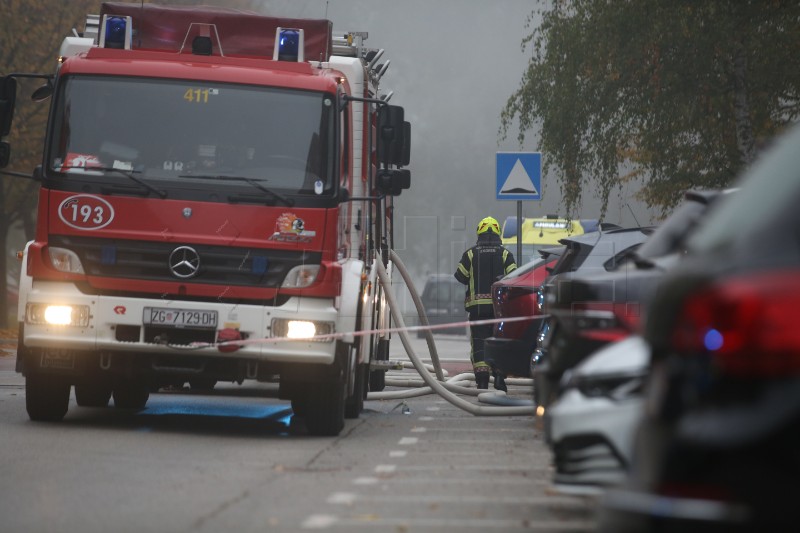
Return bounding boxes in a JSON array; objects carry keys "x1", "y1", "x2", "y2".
[{"x1": 221, "y1": 1, "x2": 652, "y2": 281}]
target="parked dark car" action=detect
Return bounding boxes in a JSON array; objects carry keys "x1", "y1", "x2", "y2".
[
  {"x1": 417, "y1": 274, "x2": 467, "y2": 337},
  {"x1": 534, "y1": 226, "x2": 654, "y2": 407},
  {"x1": 600, "y1": 125, "x2": 800, "y2": 532},
  {"x1": 542, "y1": 190, "x2": 734, "y2": 492},
  {"x1": 542, "y1": 190, "x2": 732, "y2": 407},
  {"x1": 483, "y1": 247, "x2": 561, "y2": 377}
]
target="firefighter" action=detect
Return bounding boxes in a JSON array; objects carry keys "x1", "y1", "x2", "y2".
[{"x1": 454, "y1": 216, "x2": 517, "y2": 390}]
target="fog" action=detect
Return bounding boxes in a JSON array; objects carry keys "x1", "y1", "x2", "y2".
[{"x1": 249, "y1": 0, "x2": 652, "y2": 284}]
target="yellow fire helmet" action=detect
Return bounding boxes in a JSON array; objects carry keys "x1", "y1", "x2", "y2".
[{"x1": 477, "y1": 216, "x2": 501, "y2": 236}]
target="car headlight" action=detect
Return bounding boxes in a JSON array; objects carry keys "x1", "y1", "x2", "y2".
[
  {"x1": 271, "y1": 318, "x2": 334, "y2": 342},
  {"x1": 26, "y1": 303, "x2": 90, "y2": 327},
  {"x1": 48, "y1": 247, "x2": 85, "y2": 274},
  {"x1": 281, "y1": 264, "x2": 320, "y2": 288},
  {"x1": 563, "y1": 372, "x2": 645, "y2": 401}
]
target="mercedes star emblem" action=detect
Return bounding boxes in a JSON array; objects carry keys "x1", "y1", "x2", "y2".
[
  {"x1": 168, "y1": 246, "x2": 201, "y2": 278},
  {"x1": 183, "y1": 207, "x2": 192, "y2": 219}
]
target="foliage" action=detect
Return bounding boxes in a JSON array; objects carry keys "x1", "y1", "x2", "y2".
[{"x1": 501, "y1": 0, "x2": 800, "y2": 218}]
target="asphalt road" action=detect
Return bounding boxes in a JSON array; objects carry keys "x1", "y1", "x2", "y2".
[{"x1": 0, "y1": 334, "x2": 598, "y2": 532}]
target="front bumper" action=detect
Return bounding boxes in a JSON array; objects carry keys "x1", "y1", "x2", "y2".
[
  {"x1": 484, "y1": 335, "x2": 538, "y2": 377},
  {"x1": 546, "y1": 388, "x2": 643, "y2": 487},
  {"x1": 21, "y1": 281, "x2": 340, "y2": 365}
]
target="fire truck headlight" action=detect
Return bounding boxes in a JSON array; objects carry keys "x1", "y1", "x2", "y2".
[
  {"x1": 272, "y1": 318, "x2": 334, "y2": 342},
  {"x1": 271, "y1": 318, "x2": 334, "y2": 342},
  {"x1": 281, "y1": 265, "x2": 319, "y2": 288},
  {"x1": 27, "y1": 303, "x2": 90, "y2": 327},
  {"x1": 48, "y1": 247, "x2": 85, "y2": 274}
]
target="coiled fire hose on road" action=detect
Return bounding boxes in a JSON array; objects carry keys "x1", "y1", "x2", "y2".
[{"x1": 367, "y1": 250, "x2": 535, "y2": 415}]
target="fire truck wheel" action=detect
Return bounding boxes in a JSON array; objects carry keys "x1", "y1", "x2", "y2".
[
  {"x1": 368, "y1": 338, "x2": 390, "y2": 392},
  {"x1": 75, "y1": 382, "x2": 113, "y2": 407},
  {"x1": 26, "y1": 372, "x2": 70, "y2": 421},
  {"x1": 305, "y1": 380, "x2": 346, "y2": 436},
  {"x1": 189, "y1": 378, "x2": 217, "y2": 391},
  {"x1": 290, "y1": 397, "x2": 307, "y2": 417},
  {"x1": 113, "y1": 381, "x2": 150, "y2": 409},
  {"x1": 345, "y1": 363, "x2": 368, "y2": 419}
]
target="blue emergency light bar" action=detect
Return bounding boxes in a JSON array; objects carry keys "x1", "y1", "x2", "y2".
[
  {"x1": 99, "y1": 15, "x2": 132, "y2": 50},
  {"x1": 273, "y1": 28, "x2": 304, "y2": 62}
]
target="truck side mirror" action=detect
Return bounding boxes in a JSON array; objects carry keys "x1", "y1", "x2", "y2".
[
  {"x1": 377, "y1": 104, "x2": 406, "y2": 166},
  {"x1": 0, "y1": 76, "x2": 17, "y2": 168},
  {"x1": 31, "y1": 82, "x2": 53, "y2": 102},
  {"x1": 401, "y1": 121, "x2": 411, "y2": 167},
  {"x1": 0, "y1": 76, "x2": 18, "y2": 137},
  {"x1": 376, "y1": 168, "x2": 410, "y2": 196},
  {"x1": 0, "y1": 141, "x2": 9, "y2": 168}
]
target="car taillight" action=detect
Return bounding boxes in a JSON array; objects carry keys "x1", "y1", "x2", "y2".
[
  {"x1": 494, "y1": 286, "x2": 536, "y2": 317},
  {"x1": 671, "y1": 271, "x2": 800, "y2": 377}
]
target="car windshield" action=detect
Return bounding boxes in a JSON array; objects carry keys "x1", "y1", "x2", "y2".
[{"x1": 47, "y1": 76, "x2": 336, "y2": 195}]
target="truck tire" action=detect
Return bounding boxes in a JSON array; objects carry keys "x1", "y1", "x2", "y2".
[
  {"x1": 290, "y1": 397, "x2": 307, "y2": 418},
  {"x1": 26, "y1": 372, "x2": 70, "y2": 421},
  {"x1": 368, "y1": 337, "x2": 390, "y2": 392},
  {"x1": 345, "y1": 363, "x2": 368, "y2": 419},
  {"x1": 75, "y1": 382, "x2": 112, "y2": 407},
  {"x1": 305, "y1": 380, "x2": 346, "y2": 436},
  {"x1": 113, "y1": 381, "x2": 150, "y2": 409}
]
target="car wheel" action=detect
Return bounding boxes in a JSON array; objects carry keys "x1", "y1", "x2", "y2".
[
  {"x1": 26, "y1": 372, "x2": 70, "y2": 421},
  {"x1": 75, "y1": 382, "x2": 112, "y2": 407},
  {"x1": 113, "y1": 381, "x2": 150, "y2": 409}
]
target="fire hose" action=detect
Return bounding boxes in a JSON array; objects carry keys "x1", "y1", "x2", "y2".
[{"x1": 367, "y1": 250, "x2": 535, "y2": 416}]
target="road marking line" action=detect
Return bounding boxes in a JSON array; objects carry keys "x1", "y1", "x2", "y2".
[
  {"x1": 389, "y1": 450, "x2": 407, "y2": 458},
  {"x1": 410, "y1": 426, "x2": 426, "y2": 433},
  {"x1": 301, "y1": 514, "x2": 338, "y2": 529},
  {"x1": 352, "y1": 477, "x2": 378, "y2": 485},
  {"x1": 327, "y1": 492, "x2": 356, "y2": 505},
  {"x1": 398, "y1": 437, "x2": 418, "y2": 445},
  {"x1": 374, "y1": 464, "x2": 396, "y2": 474},
  {"x1": 418, "y1": 416, "x2": 434, "y2": 421}
]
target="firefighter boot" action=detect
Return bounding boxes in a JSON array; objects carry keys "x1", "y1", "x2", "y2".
[
  {"x1": 493, "y1": 371, "x2": 508, "y2": 392},
  {"x1": 475, "y1": 373, "x2": 490, "y2": 390}
]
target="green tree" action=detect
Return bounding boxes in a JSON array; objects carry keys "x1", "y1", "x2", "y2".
[
  {"x1": 501, "y1": 0, "x2": 800, "y2": 219},
  {"x1": 1, "y1": 0, "x2": 98, "y2": 327}
]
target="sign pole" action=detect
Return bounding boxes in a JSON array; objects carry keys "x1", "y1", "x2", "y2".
[{"x1": 516, "y1": 200, "x2": 522, "y2": 265}]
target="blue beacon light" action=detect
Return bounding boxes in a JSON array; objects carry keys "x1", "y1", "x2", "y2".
[
  {"x1": 277, "y1": 29, "x2": 300, "y2": 61},
  {"x1": 104, "y1": 17, "x2": 128, "y2": 49}
]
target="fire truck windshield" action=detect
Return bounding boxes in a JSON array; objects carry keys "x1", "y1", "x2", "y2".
[{"x1": 47, "y1": 75, "x2": 336, "y2": 198}]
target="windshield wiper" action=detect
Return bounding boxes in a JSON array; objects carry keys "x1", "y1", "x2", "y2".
[
  {"x1": 180, "y1": 174, "x2": 294, "y2": 206},
  {"x1": 58, "y1": 166, "x2": 167, "y2": 198}
]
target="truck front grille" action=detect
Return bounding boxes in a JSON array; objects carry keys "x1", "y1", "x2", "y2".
[{"x1": 50, "y1": 235, "x2": 321, "y2": 288}]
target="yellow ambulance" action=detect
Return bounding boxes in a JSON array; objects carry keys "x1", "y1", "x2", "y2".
[{"x1": 501, "y1": 215, "x2": 600, "y2": 266}]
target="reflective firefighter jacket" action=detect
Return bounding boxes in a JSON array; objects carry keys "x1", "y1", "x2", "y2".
[{"x1": 454, "y1": 233, "x2": 517, "y2": 317}]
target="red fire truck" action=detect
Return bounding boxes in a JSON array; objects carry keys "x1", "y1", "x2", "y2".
[{"x1": 0, "y1": 3, "x2": 411, "y2": 435}]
